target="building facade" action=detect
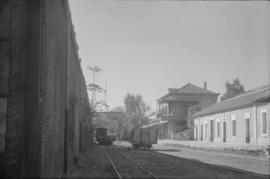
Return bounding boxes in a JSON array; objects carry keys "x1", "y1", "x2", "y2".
[
  {"x1": 193, "y1": 85, "x2": 270, "y2": 147},
  {"x1": 157, "y1": 83, "x2": 219, "y2": 139}
]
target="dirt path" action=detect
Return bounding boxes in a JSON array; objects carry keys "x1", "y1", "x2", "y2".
[
  {"x1": 153, "y1": 143, "x2": 270, "y2": 176},
  {"x1": 117, "y1": 146, "x2": 266, "y2": 179},
  {"x1": 66, "y1": 143, "x2": 268, "y2": 178},
  {"x1": 67, "y1": 144, "x2": 115, "y2": 178}
]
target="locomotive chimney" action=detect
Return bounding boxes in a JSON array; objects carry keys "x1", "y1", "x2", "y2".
[{"x1": 204, "y1": 81, "x2": 207, "y2": 90}]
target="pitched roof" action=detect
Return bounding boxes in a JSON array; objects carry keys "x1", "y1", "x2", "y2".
[
  {"x1": 157, "y1": 83, "x2": 218, "y2": 102},
  {"x1": 192, "y1": 85, "x2": 270, "y2": 118}
]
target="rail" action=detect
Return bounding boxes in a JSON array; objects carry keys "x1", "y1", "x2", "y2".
[
  {"x1": 105, "y1": 149, "x2": 122, "y2": 179},
  {"x1": 105, "y1": 147, "x2": 158, "y2": 179}
]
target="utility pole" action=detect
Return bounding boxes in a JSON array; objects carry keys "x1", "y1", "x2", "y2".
[
  {"x1": 87, "y1": 65, "x2": 102, "y2": 107},
  {"x1": 104, "y1": 82, "x2": 109, "y2": 111}
]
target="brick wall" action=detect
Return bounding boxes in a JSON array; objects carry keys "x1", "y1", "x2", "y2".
[
  {"x1": 80, "y1": 75, "x2": 92, "y2": 152},
  {"x1": 0, "y1": 0, "x2": 28, "y2": 177},
  {"x1": 0, "y1": 0, "x2": 92, "y2": 177},
  {"x1": 40, "y1": 0, "x2": 92, "y2": 177},
  {"x1": 40, "y1": 0, "x2": 68, "y2": 177},
  {"x1": 0, "y1": 0, "x2": 9, "y2": 164}
]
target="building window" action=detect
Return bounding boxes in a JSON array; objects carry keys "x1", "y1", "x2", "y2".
[
  {"x1": 231, "y1": 114, "x2": 236, "y2": 136},
  {"x1": 261, "y1": 110, "x2": 268, "y2": 135},
  {"x1": 217, "y1": 122, "x2": 220, "y2": 138}
]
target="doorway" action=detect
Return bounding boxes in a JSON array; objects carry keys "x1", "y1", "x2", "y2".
[
  {"x1": 200, "y1": 124, "x2": 203, "y2": 141},
  {"x1": 195, "y1": 125, "x2": 198, "y2": 140},
  {"x1": 246, "y1": 118, "x2": 250, "y2": 143},
  {"x1": 223, "y1": 121, "x2": 226, "y2": 143},
  {"x1": 210, "y1": 120, "x2": 214, "y2": 142}
]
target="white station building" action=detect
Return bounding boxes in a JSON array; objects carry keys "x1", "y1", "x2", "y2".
[{"x1": 192, "y1": 85, "x2": 270, "y2": 147}]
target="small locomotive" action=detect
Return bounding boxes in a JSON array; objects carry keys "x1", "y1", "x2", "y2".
[{"x1": 95, "y1": 127, "x2": 115, "y2": 145}]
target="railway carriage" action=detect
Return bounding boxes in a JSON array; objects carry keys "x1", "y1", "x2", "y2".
[
  {"x1": 96, "y1": 127, "x2": 115, "y2": 145},
  {"x1": 129, "y1": 124, "x2": 159, "y2": 149}
]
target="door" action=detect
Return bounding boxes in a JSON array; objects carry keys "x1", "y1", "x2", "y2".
[
  {"x1": 195, "y1": 126, "x2": 198, "y2": 140},
  {"x1": 246, "y1": 118, "x2": 250, "y2": 143},
  {"x1": 155, "y1": 129, "x2": 158, "y2": 143},
  {"x1": 210, "y1": 120, "x2": 214, "y2": 142},
  {"x1": 223, "y1": 121, "x2": 226, "y2": 143},
  {"x1": 200, "y1": 124, "x2": 203, "y2": 141}
]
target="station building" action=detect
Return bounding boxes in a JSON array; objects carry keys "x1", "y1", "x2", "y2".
[
  {"x1": 157, "y1": 83, "x2": 219, "y2": 139},
  {"x1": 192, "y1": 85, "x2": 270, "y2": 147}
]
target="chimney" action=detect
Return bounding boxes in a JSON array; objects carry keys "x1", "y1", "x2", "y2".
[{"x1": 204, "y1": 81, "x2": 207, "y2": 90}]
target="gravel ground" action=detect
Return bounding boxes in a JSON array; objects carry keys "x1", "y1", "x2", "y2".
[
  {"x1": 66, "y1": 143, "x2": 115, "y2": 178},
  {"x1": 65, "y1": 142, "x2": 268, "y2": 178},
  {"x1": 153, "y1": 141, "x2": 270, "y2": 176},
  {"x1": 158, "y1": 140, "x2": 267, "y2": 156},
  {"x1": 115, "y1": 145, "x2": 266, "y2": 179},
  {"x1": 107, "y1": 148, "x2": 154, "y2": 178}
]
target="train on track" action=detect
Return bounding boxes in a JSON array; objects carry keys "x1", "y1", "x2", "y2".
[
  {"x1": 128, "y1": 123, "x2": 159, "y2": 149},
  {"x1": 96, "y1": 127, "x2": 116, "y2": 145}
]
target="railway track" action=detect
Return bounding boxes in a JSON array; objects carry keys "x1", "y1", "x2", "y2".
[{"x1": 105, "y1": 147, "x2": 158, "y2": 179}]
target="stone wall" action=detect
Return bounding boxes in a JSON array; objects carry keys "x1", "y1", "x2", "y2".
[
  {"x1": 0, "y1": 1, "x2": 28, "y2": 177},
  {"x1": 40, "y1": 0, "x2": 68, "y2": 177},
  {"x1": 0, "y1": 0, "x2": 92, "y2": 178}
]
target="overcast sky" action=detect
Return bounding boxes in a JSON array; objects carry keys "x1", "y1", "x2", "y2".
[{"x1": 69, "y1": 0, "x2": 270, "y2": 111}]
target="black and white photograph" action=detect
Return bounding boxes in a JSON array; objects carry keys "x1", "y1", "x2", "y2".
[{"x1": 0, "y1": 0, "x2": 269, "y2": 178}]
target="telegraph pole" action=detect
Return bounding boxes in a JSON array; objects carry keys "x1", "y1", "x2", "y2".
[
  {"x1": 104, "y1": 82, "x2": 109, "y2": 111},
  {"x1": 87, "y1": 65, "x2": 102, "y2": 107}
]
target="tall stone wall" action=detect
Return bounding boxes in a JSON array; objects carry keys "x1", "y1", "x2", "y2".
[
  {"x1": 40, "y1": 0, "x2": 92, "y2": 177},
  {"x1": 0, "y1": 0, "x2": 29, "y2": 177},
  {"x1": 80, "y1": 76, "x2": 92, "y2": 152},
  {"x1": 40, "y1": 0, "x2": 68, "y2": 177},
  {"x1": 0, "y1": 0, "x2": 92, "y2": 178}
]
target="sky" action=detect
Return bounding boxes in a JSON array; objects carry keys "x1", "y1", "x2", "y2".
[{"x1": 69, "y1": 0, "x2": 270, "y2": 111}]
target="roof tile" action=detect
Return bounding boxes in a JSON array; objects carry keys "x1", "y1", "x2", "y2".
[
  {"x1": 158, "y1": 83, "x2": 218, "y2": 102},
  {"x1": 192, "y1": 85, "x2": 270, "y2": 118}
]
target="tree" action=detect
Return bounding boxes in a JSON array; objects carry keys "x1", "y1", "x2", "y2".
[
  {"x1": 87, "y1": 65, "x2": 108, "y2": 112},
  {"x1": 124, "y1": 93, "x2": 151, "y2": 129},
  {"x1": 87, "y1": 83, "x2": 105, "y2": 93},
  {"x1": 87, "y1": 65, "x2": 103, "y2": 106},
  {"x1": 221, "y1": 78, "x2": 245, "y2": 101}
]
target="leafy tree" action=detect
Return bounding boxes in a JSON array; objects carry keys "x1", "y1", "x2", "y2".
[
  {"x1": 87, "y1": 65, "x2": 108, "y2": 112},
  {"x1": 87, "y1": 83, "x2": 105, "y2": 93},
  {"x1": 221, "y1": 78, "x2": 245, "y2": 101},
  {"x1": 93, "y1": 101, "x2": 109, "y2": 112},
  {"x1": 94, "y1": 113, "x2": 118, "y2": 132},
  {"x1": 124, "y1": 93, "x2": 151, "y2": 128},
  {"x1": 93, "y1": 111, "x2": 126, "y2": 140},
  {"x1": 87, "y1": 65, "x2": 102, "y2": 73}
]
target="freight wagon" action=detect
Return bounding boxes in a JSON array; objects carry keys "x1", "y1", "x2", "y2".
[{"x1": 129, "y1": 124, "x2": 159, "y2": 149}]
